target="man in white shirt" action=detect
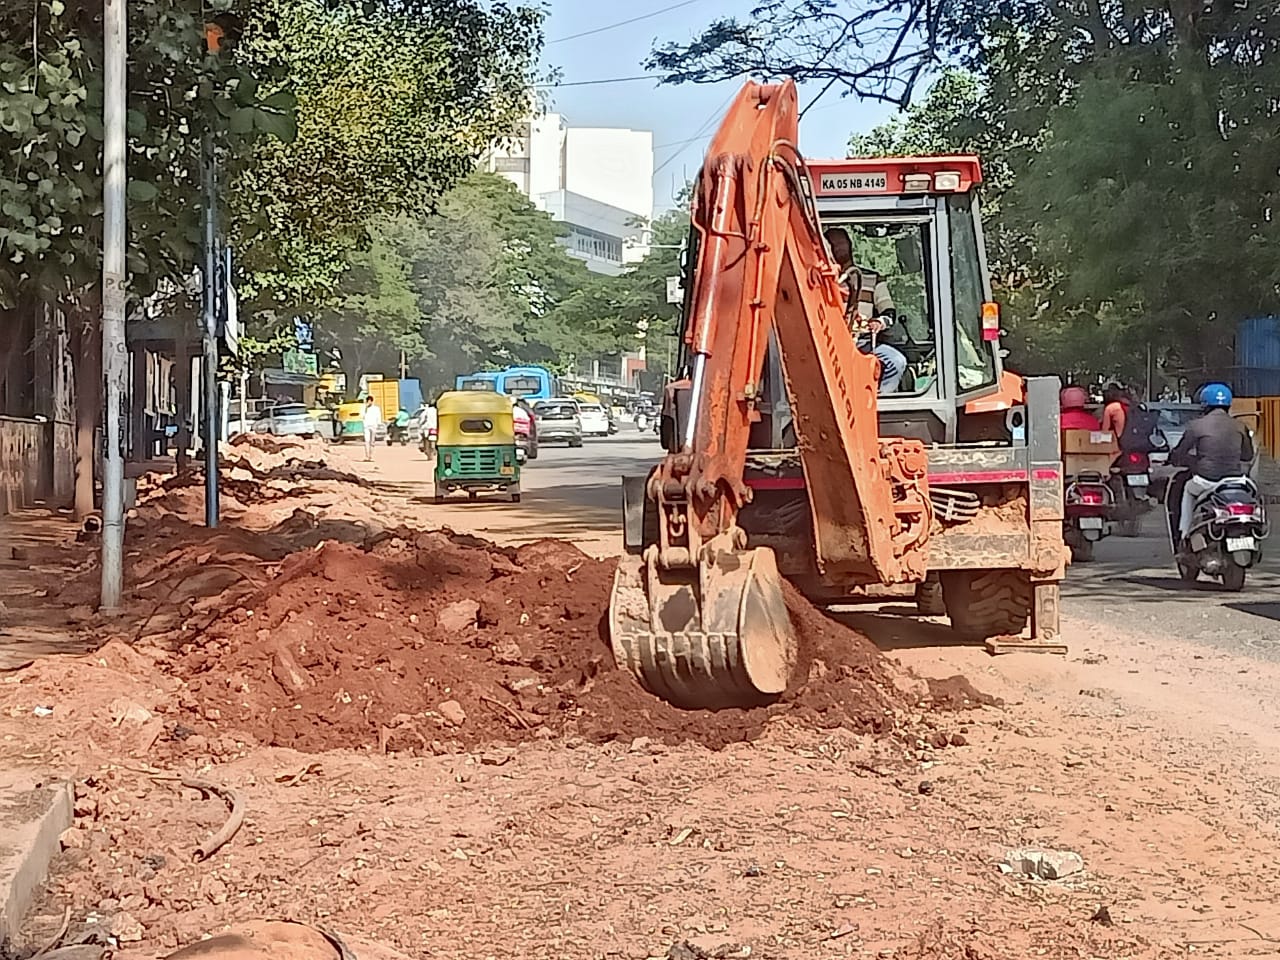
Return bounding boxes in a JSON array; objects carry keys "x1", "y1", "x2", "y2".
[{"x1": 362, "y1": 396, "x2": 383, "y2": 461}]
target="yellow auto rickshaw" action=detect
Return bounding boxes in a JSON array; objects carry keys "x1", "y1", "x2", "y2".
[
  {"x1": 433, "y1": 391, "x2": 523, "y2": 503},
  {"x1": 335, "y1": 400, "x2": 366, "y2": 442}
]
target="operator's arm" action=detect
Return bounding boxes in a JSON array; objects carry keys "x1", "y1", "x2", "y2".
[{"x1": 869, "y1": 277, "x2": 896, "y2": 332}]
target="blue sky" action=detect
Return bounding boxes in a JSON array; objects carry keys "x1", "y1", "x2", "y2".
[{"x1": 538, "y1": 0, "x2": 898, "y2": 213}]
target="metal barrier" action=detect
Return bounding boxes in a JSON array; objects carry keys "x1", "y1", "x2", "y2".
[{"x1": 0, "y1": 416, "x2": 74, "y2": 515}]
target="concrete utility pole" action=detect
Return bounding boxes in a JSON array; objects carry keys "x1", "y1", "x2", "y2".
[
  {"x1": 100, "y1": 0, "x2": 127, "y2": 610},
  {"x1": 202, "y1": 138, "x2": 220, "y2": 528}
]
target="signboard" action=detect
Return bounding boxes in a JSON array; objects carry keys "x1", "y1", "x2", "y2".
[
  {"x1": 666, "y1": 276, "x2": 683, "y2": 305},
  {"x1": 282, "y1": 349, "x2": 319, "y2": 376}
]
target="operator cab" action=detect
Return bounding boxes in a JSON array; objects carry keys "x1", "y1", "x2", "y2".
[{"x1": 763, "y1": 156, "x2": 1003, "y2": 446}]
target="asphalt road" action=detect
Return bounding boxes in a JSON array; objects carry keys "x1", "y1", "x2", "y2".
[
  {"x1": 371, "y1": 423, "x2": 1280, "y2": 660},
  {"x1": 1063, "y1": 510, "x2": 1280, "y2": 660},
  {"x1": 368, "y1": 423, "x2": 662, "y2": 556}
]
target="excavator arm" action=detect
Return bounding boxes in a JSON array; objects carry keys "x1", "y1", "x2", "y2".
[{"x1": 609, "y1": 81, "x2": 931, "y2": 709}]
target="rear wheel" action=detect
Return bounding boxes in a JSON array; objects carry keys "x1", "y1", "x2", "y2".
[
  {"x1": 1070, "y1": 539, "x2": 1095, "y2": 563},
  {"x1": 1222, "y1": 561, "x2": 1246, "y2": 592},
  {"x1": 1177, "y1": 560, "x2": 1199, "y2": 583},
  {"x1": 468, "y1": 490, "x2": 478, "y2": 502},
  {"x1": 432, "y1": 484, "x2": 444, "y2": 505},
  {"x1": 509, "y1": 483, "x2": 521, "y2": 504},
  {"x1": 570, "y1": 438, "x2": 583, "y2": 448},
  {"x1": 941, "y1": 570, "x2": 1032, "y2": 641}
]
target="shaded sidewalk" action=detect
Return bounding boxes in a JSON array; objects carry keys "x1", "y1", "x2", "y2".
[{"x1": 0, "y1": 507, "x2": 98, "y2": 670}]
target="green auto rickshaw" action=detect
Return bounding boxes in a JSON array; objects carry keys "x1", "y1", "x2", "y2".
[{"x1": 433, "y1": 391, "x2": 523, "y2": 503}]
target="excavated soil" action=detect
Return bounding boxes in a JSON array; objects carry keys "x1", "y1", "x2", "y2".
[{"x1": 171, "y1": 534, "x2": 914, "y2": 753}]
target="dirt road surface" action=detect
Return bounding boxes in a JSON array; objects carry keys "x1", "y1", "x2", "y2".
[{"x1": 5, "y1": 426, "x2": 1280, "y2": 959}]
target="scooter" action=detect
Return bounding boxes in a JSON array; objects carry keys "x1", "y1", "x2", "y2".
[
  {"x1": 1165, "y1": 471, "x2": 1268, "y2": 591},
  {"x1": 1063, "y1": 472, "x2": 1113, "y2": 563},
  {"x1": 1109, "y1": 441, "x2": 1163, "y2": 537}
]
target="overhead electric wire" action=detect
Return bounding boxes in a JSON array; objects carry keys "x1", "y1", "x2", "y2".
[
  {"x1": 535, "y1": 74, "x2": 658, "y2": 88},
  {"x1": 546, "y1": 0, "x2": 704, "y2": 45},
  {"x1": 652, "y1": 88, "x2": 740, "y2": 176}
]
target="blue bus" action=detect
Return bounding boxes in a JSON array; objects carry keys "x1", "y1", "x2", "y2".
[{"x1": 455, "y1": 365, "x2": 557, "y2": 400}]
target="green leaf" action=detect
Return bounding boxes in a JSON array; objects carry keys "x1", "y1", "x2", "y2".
[
  {"x1": 232, "y1": 74, "x2": 259, "y2": 107},
  {"x1": 253, "y1": 107, "x2": 297, "y2": 143},
  {"x1": 260, "y1": 89, "x2": 297, "y2": 111},
  {"x1": 127, "y1": 181, "x2": 159, "y2": 202},
  {"x1": 229, "y1": 107, "x2": 254, "y2": 135}
]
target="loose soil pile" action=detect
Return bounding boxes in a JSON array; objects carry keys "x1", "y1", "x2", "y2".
[
  {"x1": 172, "y1": 533, "x2": 921, "y2": 752},
  {"x1": 7, "y1": 433, "x2": 980, "y2": 757}
]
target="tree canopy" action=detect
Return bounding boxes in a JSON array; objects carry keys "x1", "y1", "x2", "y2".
[
  {"x1": 0, "y1": 0, "x2": 291, "y2": 308},
  {"x1": 661, "y1": 1, "x2": 1280, "y2": 388},
  {"x1": 232, "y1": 0, "x2": 543, "y2": 320}
]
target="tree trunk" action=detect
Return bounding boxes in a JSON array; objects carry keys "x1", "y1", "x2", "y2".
[{"x1": 68, "y1": 290, "x2": 102, "y2": 520}]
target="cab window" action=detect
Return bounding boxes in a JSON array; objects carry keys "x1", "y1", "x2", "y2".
[
  {"x1": 821, "y1": 218, "x2": 936, "y2": 396},
  {"x1": 460, "y1": 418, "x2": 494, "y2": 433},
  {"x1": 947, "y1": 193, "x2": 998, "y2": 391}
]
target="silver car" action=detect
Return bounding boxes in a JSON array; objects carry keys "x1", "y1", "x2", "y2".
[
  {"x1": 532, "y1": 399, "x2": 583, "y2": 447},
  {"x1": 253, "y1": 402, "x2": 320, "y2": 438}
]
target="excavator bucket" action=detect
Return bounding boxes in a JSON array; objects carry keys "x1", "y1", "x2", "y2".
[{"x1": 608, "y1": 540, "x2": 797, "y2": 710}]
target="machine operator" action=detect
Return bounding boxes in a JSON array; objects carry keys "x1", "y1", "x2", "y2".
[{"x1": 824, "y1": 227, "x2": 907, "y2": 395}]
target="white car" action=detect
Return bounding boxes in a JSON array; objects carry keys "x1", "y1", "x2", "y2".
[
  {"x1": 252, "y1": 403, "x2": 320, "y2": 438},
  {"x1": 577, "y1": 402, "x2": 610, "y2": 437}
]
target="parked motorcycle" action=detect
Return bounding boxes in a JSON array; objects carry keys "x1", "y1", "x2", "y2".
[
  {"x1": 1165, "y1": 471, "x2": 1268, "y2": 591},
  {"x1": 1063, "y1": 472, "x2": 1113, "y2": 563}
]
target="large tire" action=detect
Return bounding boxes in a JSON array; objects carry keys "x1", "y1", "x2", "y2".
[
  {"x1": 941, "y1": 570, "x2": 1032, "y2": 641},
  {"x1": 915, "y1": 577, "x2": 946, "y2": 616},
  {"x1": 1177, "y1": 559, "x2": 1199, "y2": 583},
  {"x1": 1070, "y1": 539, "x2": 1095, "y2": 563}
]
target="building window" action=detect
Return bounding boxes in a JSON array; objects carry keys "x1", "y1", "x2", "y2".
[
  {"x1": 568, "y1": 226, "x2": 622, "y2": 262},
  {"x1": 493, "y1": 157, "x2": 529, "y2": 174}
]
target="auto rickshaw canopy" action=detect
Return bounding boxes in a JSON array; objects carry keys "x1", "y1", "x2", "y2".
[{"x1": 435, "y1": 391, "x2": 516, "y2": 446}]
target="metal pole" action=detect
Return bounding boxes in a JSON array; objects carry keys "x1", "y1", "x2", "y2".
[
  {"x1": 202, "y1": 138, "x2": 219, "y2": 528},
  {"x1": 100, "y1": 0, "x2": 127, "y2": 611}
]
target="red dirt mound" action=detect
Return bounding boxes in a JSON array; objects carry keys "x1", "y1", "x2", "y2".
[{"x1": 171, "y1": 533, "x2": 911, "y2": 752}]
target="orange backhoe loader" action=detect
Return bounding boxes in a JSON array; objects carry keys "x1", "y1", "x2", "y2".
[{"x1": 610, "y1": 81, "x2": 1066, "y2": 710}]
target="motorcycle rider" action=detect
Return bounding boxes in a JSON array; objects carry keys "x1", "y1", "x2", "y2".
[
  {"x1": 1059, "y1": 386, "x2": 1101, "y2": 431},
  {"x1": 1171, "y1": 382, "x2": 1255, "y2": 548}
]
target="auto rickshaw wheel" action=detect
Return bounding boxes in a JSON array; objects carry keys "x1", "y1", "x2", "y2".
[
  {"x1": 468, "y1": 490, "x2": 478, "y2": 502},
  {"x1": 509, "y1": 484, "x2": 521, "y2": 504}
]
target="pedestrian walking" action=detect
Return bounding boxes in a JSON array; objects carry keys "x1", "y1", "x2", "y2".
[{"x1": 362, "y1": 395, "x2": 383, "y2": 461}]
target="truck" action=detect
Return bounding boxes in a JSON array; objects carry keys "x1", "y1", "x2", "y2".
[{"x1": 609, "y1": 80, "x2": 1066, "y2": 710}]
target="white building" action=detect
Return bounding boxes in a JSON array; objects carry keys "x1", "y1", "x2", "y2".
[{"x1": 485, "y1": 114, "x2": 654, "y2": 276}]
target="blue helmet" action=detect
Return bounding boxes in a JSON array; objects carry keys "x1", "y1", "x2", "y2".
[{"x1": 1199, "y1": 382, "x2": 1233, "y2": 408}]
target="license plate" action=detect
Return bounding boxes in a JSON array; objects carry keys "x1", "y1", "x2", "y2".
[
  {"x1": 1078, "y1": 517, "x2": 1104, "y2": 530},
  {"x1": 819, "y1": 172, "x2": 888, "y2": 196},
  {"x1": 1226, "y1": 536, "x2": 1256, "y2": 552},
  {"x1": 500, "y1": 465, "x2": 514, "y2": 475},
  {"x1": 1125, "y1": 474, "x2": 1149, "y2": 486}
]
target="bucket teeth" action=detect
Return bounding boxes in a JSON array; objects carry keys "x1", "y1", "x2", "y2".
[{"x1": 608, "y1": 546, "x2": 796, "y2": 711}]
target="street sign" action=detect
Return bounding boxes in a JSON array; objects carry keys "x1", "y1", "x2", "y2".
[{"x1": 666, "y1": 276, "x2": 682, "y2": 304}]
